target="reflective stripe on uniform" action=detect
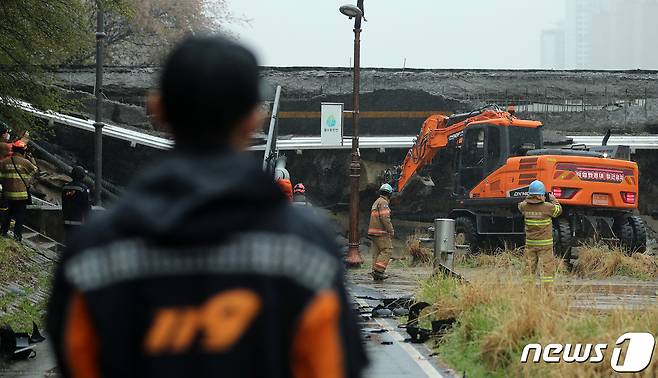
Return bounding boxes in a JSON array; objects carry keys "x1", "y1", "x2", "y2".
[
  {"x1": 368, "y1": 228, "x2": 388, "y2": 235},
  {"x1": 0, "y1": 173, "x2": 24, "y2": 179},
  {"x1": 552, "y1": 205, "x2": 561, "y2": 217},
  {"x1": 371, "y1": 209, "x2": 390, "y2": 217},
  {"x1": 3, "y1": 191, "x2": 28, "y2": 199},
  {"x1": 525, "y1": 219, "x2": 552, "y2": 226},
  {"x1": 526, "y1": 238, "x2": 554, "y2": 246},
  {"x1": 541, "y1": 276, "x2": 554, "y2": 283}
]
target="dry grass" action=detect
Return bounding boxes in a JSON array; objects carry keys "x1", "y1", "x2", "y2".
[
  {"x1": 454, "y1": 243, "x2": 657, "y2": 281},
  {"x1": 455, "y1": 248, "x2": 526, "y2": 271},
  {"x1": 574, "y1": 243, "x2": 658, "y2": 280},
  {"x1": 419, "y1": 273, "x2": 658, "y2": 377},
  {"x1": 406, "y1": 232, "x2": 432, "y2": 265}
]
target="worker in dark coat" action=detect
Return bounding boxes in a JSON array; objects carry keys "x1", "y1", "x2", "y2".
[
  {"x1": 61, "y1": 166, "x2": 92, "y2": 243},
  {"x1": 47, "y1": 35, "x2": 367, "y2": 378}
]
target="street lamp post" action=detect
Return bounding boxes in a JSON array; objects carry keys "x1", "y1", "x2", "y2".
[
  {"x1": 94, "y1": 1, "x2": 106, "y2": 206},
  {"x1": 340, "y1": 1, "x2": 365, "y2": 266}
]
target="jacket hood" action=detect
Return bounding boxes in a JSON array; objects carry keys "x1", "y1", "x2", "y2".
[{"x1": 106, "y1": 149, "x2": 286, "y2": 243}]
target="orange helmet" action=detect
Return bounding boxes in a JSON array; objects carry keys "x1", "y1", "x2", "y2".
[
  {"x1": 12, "y1": 140, "x2": 27, "y2": 151},
  {"x1": 293, "y1": 183, "x2": 306, "y2": 195}
]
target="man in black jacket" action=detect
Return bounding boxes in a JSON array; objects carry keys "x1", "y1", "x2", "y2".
[
  {"x1": 47, "y1": 35, "x2": 366, "y2": 378},
  {"x1": 61, "y1": 166, "x2": 92, "y2": 243}
]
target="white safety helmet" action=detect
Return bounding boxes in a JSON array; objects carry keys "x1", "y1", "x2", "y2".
[{"x1": 379, "y1": 183, "x2": 393, "y2": 195}]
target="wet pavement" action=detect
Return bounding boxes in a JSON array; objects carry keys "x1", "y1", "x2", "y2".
[{"x1": 348, "y1": 268, "x2": 454, "y2": 378}]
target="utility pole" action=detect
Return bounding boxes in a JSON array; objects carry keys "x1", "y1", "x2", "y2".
[
  {"x1": 94, "y1": 1, "x2": 106, "y2": 205},
  {"x1": 340, "y1": 1, "x2": 365, "y2": 266}
]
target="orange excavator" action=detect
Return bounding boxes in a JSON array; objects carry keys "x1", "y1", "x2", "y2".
[{"x1": 395, "y1": 105, "x2": 646, "y2": 257}]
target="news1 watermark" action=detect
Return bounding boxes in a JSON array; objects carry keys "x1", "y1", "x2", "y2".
[{"x1": 521, "y1": 333, "x2": 656, "y2": 373}]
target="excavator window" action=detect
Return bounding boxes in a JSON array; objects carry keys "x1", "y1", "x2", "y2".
[
  {"x1": 509, "y1": 126, "x2": 542, "y2": 156},
  {"x1": 486, "y1": 126, "x2": 502, "y2": 168},
  {"x1": 457, "y1": 125, "x2": 507, "y2": 193},
  {"x1": 459, "y1": 127, "x2": 487, "y2": 191},
  {"x1": 462, "y1": 129, "x2": 485, "y2": 167}
]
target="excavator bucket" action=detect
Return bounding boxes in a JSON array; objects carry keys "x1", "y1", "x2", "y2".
[{"x1": 393, "y1": 175, "x2": 435, "y2": 204}]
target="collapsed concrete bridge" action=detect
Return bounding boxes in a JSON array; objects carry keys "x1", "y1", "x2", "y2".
[{"x1": 22, "y1": 66, "x2": 658, "y2": 217}]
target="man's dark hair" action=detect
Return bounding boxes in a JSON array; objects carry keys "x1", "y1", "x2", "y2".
[
  {"x1": 71, "y1": 166, "x2": 86, "y2": 181},
  {"x1": 160, "y1": 35, "x2": 261, "y2": 148}
]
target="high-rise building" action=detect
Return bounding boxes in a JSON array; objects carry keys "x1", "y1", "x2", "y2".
[
  {"x1": 540, "y1": 27, "x2": 565, "y2": 69},
  {"x1": 563, "y1": 0, "x2": 658, "y2": 69},
  {"x1": 565, "y1": 0, "x2": 598, "y2": 69}
]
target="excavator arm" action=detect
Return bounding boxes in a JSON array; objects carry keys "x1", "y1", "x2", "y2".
[
  {"x1": 397, "y1": 115, "x2": 456, "y2": 191},
  {"x1": 396, "y1": 106, "x2": 520, "y2": 192}
]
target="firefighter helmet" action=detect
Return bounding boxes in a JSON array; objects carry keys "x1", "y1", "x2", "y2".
[
  {"x1": 12, "y1": 140, "x2": 27, "y2": 152},
  {"x1": 379, "y1": 183, "x2": 393, "y2": 195},
  {"x1": 293, "y1": 183, "x2": 305, "y2": 194},
  {"x1": 528, "y1": 180, "x2": 546, "y2": 196}
]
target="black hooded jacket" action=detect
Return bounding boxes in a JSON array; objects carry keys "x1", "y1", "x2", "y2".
[{"x1": 47, "y1": 149, "x2": 366, "y2": 378}]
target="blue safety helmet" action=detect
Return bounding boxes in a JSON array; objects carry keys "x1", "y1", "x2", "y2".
[
  {"x1": 528, "y1": 180, "x2": 546, "y2": 196},
  {"x1": 379, "y1": 183, "x2": 393, "y2": 195}
]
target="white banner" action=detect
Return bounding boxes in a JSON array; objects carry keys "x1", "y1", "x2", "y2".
[{"x1": 320, "y1": 103, "x2": 343, "y2": 146}]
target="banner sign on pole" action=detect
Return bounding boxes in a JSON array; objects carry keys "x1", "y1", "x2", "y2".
[{"x1": 321, "y1": 103, "x2": 344, "y2": 146}]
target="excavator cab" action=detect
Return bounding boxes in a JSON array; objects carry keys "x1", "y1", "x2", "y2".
[{"x1": 455, "y1": 124, "x2": 543, "y2": 195}]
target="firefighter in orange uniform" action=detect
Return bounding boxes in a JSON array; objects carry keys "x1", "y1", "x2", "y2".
[
  {"x1": 368, "y1": 184, "x2": 395, "y2": 281},
  {"x1": 518, "y1": 180, "x2": 562, "y2": 285},
  {"x1": 0, "y1": 141, "x2": 38, "y2": 241}
]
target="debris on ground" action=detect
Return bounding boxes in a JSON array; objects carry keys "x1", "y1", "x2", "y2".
[{"x1": 0, "y1": 322, "x2": 47, "y2": 361}]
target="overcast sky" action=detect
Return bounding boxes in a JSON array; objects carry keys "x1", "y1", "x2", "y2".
[{"x1": 225, "y1": 0, "x2": 566, "y2": 69}]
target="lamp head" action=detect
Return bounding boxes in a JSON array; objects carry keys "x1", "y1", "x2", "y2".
[{"x1": 339, "y1": 5, "x2": 362, "y2": 19}]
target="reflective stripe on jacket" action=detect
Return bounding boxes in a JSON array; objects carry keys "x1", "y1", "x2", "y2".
[
  {"x1": 368, "y1": 196, "x2": 394, "y2": 236},
  {"x1": 518, "y1": 195, "x2": 562, "y2": 247},
  {"x1": 0, "y1": 155, "x2": 37, "y2": 201}
]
